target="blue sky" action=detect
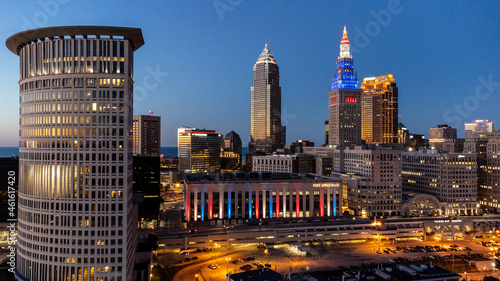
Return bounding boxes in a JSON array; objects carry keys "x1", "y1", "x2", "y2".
[{"x1": 0, "y1": 0, "x2": 499, "y2": 147}]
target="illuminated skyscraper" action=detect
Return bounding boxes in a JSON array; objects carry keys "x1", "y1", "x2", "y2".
[
  {"x1": 132, "y1": 114, "x2": 161, "y2": 156},
  {"x1": 361, "y1": 74, "x2": 398, "y2": 144},
  {"x1": 7, "y1": 26, "x2": 144, "y2": 281},
  {"x1": 178, "y1": 127, "x2": 222, "y2": 174},
  {"x1": 328, "y1": 26, "x2": 362, "y2": 146},
  {"x1": 250, "y1": 44, "x2": 282, "y2": 155}
]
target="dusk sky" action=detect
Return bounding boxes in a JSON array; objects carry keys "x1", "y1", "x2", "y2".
[{"x1": 0, "y1": 1, "x2": 499, "y2": 147}]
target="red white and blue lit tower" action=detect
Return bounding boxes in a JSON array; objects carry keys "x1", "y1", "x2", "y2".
[{"x1": 328, "y1": 25, "x2": 362, "y2": 146}]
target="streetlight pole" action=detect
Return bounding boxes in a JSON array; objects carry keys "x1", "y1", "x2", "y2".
[
  {"x1": 265, "y1": 249, "x2": 269, "y2": 264},
  {"x1": 226, "y1": 257, "x2": 231, "y2": 274},
  {"x1": 372, "y1": 218, "x2": 382, "y2": 252}
]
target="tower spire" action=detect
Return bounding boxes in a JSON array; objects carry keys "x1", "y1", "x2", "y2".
[{"x1": 341, "y1": 24, "x2": 349, "y2": 45}]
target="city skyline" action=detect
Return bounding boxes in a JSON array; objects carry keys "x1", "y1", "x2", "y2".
[{"x1": 0, "y1": 1, "x2": 499, "y2": 147}]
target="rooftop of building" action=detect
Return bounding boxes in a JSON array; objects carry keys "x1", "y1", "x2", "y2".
[
  {"x1": 185, "y1": 172, "x2": 336, "y2": 183},
  {"x1": 256, "y1": 44, "x2": 276, "y2": 64},
  {"x1": 228, "y1": 267, "x2": 283, "y2": 281},
  {"x1": 6, "y1": 26, "x2": 144, "y2": 55},
  {"x1": 343, "y1": 263, "x2": 461, "y2": 281},
  {"x1": 403, "y1": 148, "x2": 475, "y2": 156}
]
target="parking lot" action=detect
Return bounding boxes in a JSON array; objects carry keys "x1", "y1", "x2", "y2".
[{"x1": 157, "y1": 237, "x2": 500, "y2": 281}]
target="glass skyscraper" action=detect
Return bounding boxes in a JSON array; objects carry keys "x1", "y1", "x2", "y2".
[
  {"x1": 178, "y1": 128, "x2": 222, "y2": 174},
  {"x1": 361, "y1": 74, "x2": 398, "y2": 144},
  {"x1": 250, "y1": 44, "x2": 282, "y2": 155},
  {"x1": 6, "y1": 26, "x2": 144, "y2": 281}
]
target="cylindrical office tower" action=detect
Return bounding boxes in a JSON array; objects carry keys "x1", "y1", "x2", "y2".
[{"x1": 6, "y1": 26, "x2": 144, "y2": 281}]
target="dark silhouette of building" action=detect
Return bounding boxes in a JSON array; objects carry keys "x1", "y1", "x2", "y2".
[
  {"x1": 221, "y1": 131, "x2": 242, "y2": 172},
  {"x1": 290, "y1": 140, "x2": 315, "y2": 154},
  {"x1": 133, "y1": 156, "x2": 161, "y2": 227}
]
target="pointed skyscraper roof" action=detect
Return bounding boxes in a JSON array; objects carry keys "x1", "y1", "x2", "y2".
[
  {"x1": 341, "y1": 25, "x2": 349, "y2": 44},
  {"x1": 257, "y1": 43, "x2": 276, "y2": 64}
]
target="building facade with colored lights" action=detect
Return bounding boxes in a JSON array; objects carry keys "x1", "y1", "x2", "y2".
[
  {"x1": 250, "y1": 44, "x2": 283, "y2": 155},
  {"x1": 402, "y1": 149, "x2": 478, "y2": 215},
  {"x1": 7, "y1": 26, "x2": 144, "y2": 281},
  {"x1": 183, "y1": 173, "x2": 342, "y2": 222},
  {"x1": 361, "y1": 74, "x2": 398, "y2": 145},
  {"x1": 178, "y1": 127, "x2": 222, "y2": 174},
  {"x1": 328, "y1": 26, "x2": 362, "y2": 147}
]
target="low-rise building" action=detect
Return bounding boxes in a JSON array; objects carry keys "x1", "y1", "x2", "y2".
[
  {"x1": 184, "y1": 172, "x2": 342, "y2": 222},
  {"x1": 252, "y1": 154, "x2": 315, "y2": 174}
]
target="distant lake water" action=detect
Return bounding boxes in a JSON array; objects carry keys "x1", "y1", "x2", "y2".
[
  {"x1": 0, "y1": 147, "x2": 18, "y2": 157},
  {"x1": 0, "y1": 147, "x2": 249, "y2": 158}
]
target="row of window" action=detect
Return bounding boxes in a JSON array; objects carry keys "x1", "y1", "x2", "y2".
[
  {"x1": 21, "y1": 101, "x2": 126, "y2": 115},
  {"x1": 21, "y1": 90, "x2": 126, "y2": 103},
  {"x1": 20, "y1": 38, "x2": 129, "y2": 79},
  {"x1": 20, "y1": 127, "x2": 126, "y2": 138}
]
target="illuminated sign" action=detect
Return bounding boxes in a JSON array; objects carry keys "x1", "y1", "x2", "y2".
[
  {"x1": 434, "y1": 220, "x2": 462, "y2": 223},
  {"x1": 330, "y1": 97, "x2": 337, "y2": 104},
  {"x1": 344, "y1": 97, "x2": 357, "y2": 103},
  {"x1": 313, "y1": 183, "x2": 340, "y2": 188}
]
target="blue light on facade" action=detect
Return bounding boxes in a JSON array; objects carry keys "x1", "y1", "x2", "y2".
[
  {"x1": 249, "y1": 192, "x2": 252, "y2": 219},
  {"x1": 201, "y1": 191, "x2": 205, "y2": 221},
  {"x1": 269, "y1": 192, "x2": 273, "y2": 218},
  {"x1": 332, "y1": 58, "x2": 359, "y2": 90},
  {"x1": 228, "y1": 191, "x2": 231, "y2": 219}
]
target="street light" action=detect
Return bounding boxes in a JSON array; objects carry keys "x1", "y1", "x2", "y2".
[
  {"x1": 371, "y1": 218, "x2": 382, "y2": 251},
  {"x1": 226, "y1": 257, "x2": 231, "y2": 273},
  {"x1": 464, "y1": 271, "x2": 467, "y2": 281},
  {"x1": 213, "y1": 243, "x2": 218, "y2": 258},
  {"x1": 264, "y1": 249, "x2": 269, "y2": 263}
]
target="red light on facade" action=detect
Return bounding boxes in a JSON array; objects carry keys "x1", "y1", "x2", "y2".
[
  {"x1": 296, "y1": 193, "x2": 300, "y2": 218},
  {"x1": 344, "y1": 96, "x2": 357, "y2": 103},
  {"x1": 330, "y1": 97, "x2": 337, "y2": 104},
  {"x1": 320, "y1": 193, "x2": 324, "y2": 217},
  {"x1": 208, "y1": 193, "x2": 213, "y2": 220},
  {"x1": 276, "y1": 192, "x2": 280, "y2": 218},
  {"x1": 256, "y1": 192, "x2": 259, "y2": 218}
]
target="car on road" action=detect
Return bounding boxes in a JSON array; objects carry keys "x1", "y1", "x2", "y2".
[{"x1": 208, "y1": 264, "x2": 219, "y2": 270}]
